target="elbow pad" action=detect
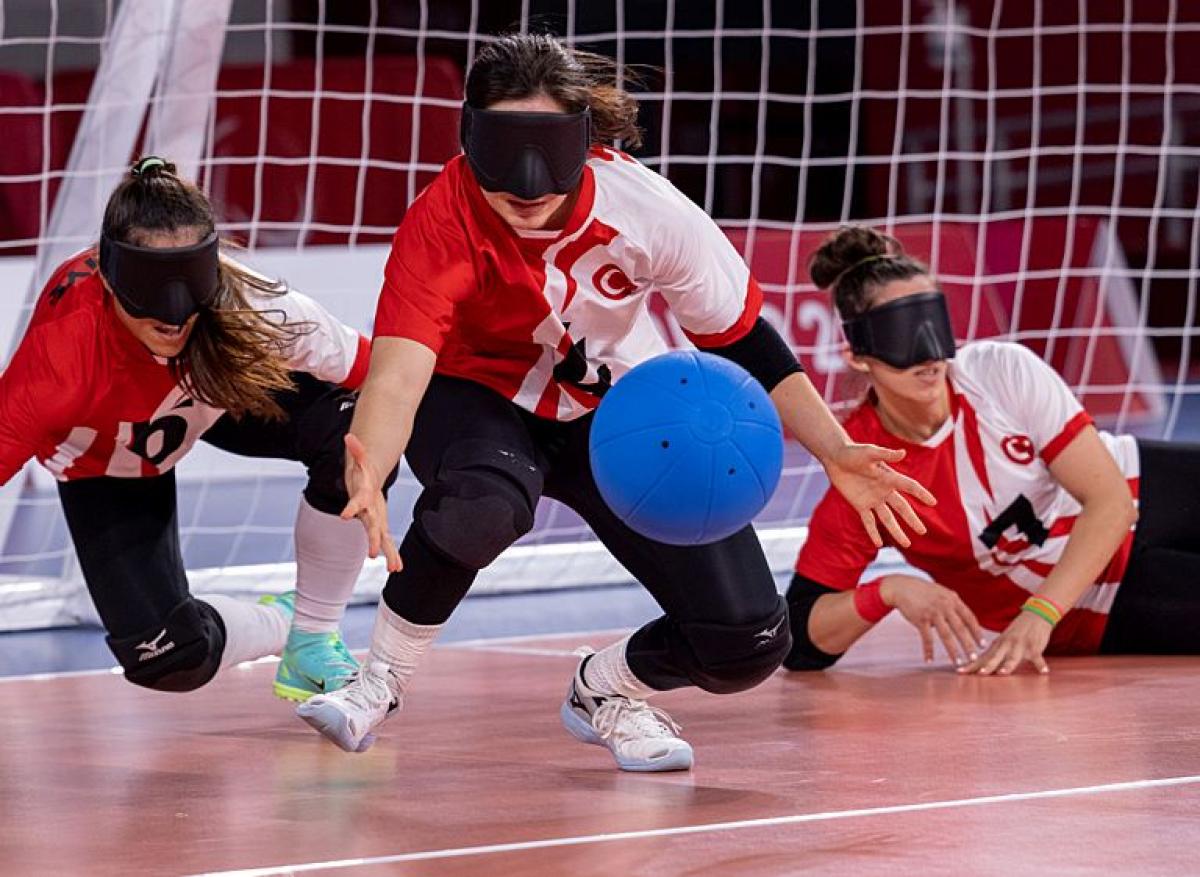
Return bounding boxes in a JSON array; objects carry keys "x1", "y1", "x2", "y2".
[
  {"x1": 703, "y1": 317, "x2": 803, "y2": 392},
  {"x1": 782, "y1": 573, "x2": 845, "y2": 671}
]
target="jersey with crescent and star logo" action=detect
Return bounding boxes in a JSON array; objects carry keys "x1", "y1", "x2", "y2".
[
  {"x1": 373, "y1": 147, "x2": 763, "y2": 421},
  {"x1": 796, "y1": 340, "x2": 1139, "y2": 655}
]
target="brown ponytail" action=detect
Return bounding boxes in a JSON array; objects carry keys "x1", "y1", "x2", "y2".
[
  {"x1": 465, "y1": 33, "x2": 646, "y2": 149},
  {"x1": 809, "y1": 225, "x2": 930, "y2": 320},
  {"x1": 101, "y1": 158, "x2": 308, "y2": 420}
]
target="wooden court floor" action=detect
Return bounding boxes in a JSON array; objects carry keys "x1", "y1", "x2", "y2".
[{"x1": 0, "y1": 614, "x2": 1197, "y2": 876}]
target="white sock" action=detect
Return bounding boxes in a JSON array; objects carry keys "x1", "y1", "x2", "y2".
[
  {"x1": 292, "y1": 498, "x2": 368, "y2": 633},
  {"x1": 203, "y1": 594, "x2": 290, "y2": 670},
  {"x1": 582, "y1": 634, "x2": 657, "y2": 700},
  {"x1": 366, "y1": 601, "x2": 442, "y2": 698}
]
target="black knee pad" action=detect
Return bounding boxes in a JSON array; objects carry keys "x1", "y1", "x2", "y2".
[
  {"x1": 412, "y1": 439, "x2": 542, "y2": 570},
  {"x1": 106, "y1": 598, "x2": 226, "y2": 692},
  {"x1": 678, "y1": 597, "x2": 791, "y2": 694}
]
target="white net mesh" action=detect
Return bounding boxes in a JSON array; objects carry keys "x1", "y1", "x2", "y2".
[{"x1": 0, "y1": 0, "x2": 1197, "y2": 627}]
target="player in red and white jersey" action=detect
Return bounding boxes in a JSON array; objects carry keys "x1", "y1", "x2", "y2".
[
  {"x1": 0, "y1": 158, "x2": 385, "y2": 701},
  {"x1": 786, "y1": 225, "x2": 1200, "y2": 676},
  {"x1": 298, "y1": 34, "x2": 936, "y2": 769}
]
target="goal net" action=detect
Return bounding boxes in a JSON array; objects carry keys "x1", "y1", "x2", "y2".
[{"x1": 0, "y1": 0, "x2": 1195, "y2": 628}]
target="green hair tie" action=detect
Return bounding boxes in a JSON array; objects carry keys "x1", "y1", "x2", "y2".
[{"x1": 132, "y1": 156, "x2": 167, "y2": 177}]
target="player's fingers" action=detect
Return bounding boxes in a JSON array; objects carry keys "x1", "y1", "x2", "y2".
[
  {"x1": 886, "y1": 491, "x2": 927, "y2": 536},
  {"x1": 998, "y1": 649, "x2": 1025, "y2": 676},
  {"x1": 340, "y1": 493, "x2": 366, "y2": 522},
  {"x1": 958, "y1": 604, "x2": 987, "y2": 648},
  {"x1": 382, "y1": 530, "x2": 403, "y2": 573},
  {"x1": 946, "y1": 611, "x2": 980, "y2": 664},
  {"x1": 885, "y1": 470, "x2": 937, "y2": 507},
  {"x1": 932, "y1": 617, "x2": 963, "y2": 666},
  {"x1": 1031, "y1": 651, "x2": 1050, "y2": 675},
  {"x1": 919, "y1": 624, "x2": 934, "y2": 663},
  {"x1": 876, "y1": 503, "x2": 910, "y2": 548},
  {"x1": 977, "y1": 642, "x2": 1010, "y2": 676},
  {"x1": 859, "y1": 509, "x2": 883, "y2": 548}
]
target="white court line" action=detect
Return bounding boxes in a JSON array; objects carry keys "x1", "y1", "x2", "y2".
[
  {"x1": 186, "y1": 774, "x2": 1200, "y2": 877},
  {"x1": 443, "y1": 627, "x2": 630, "y2": 649},
  {"x1": 449, "y1": 645, "x2": 581, "y2": 658},
  {"x1": 0, "y1": 628, "x2": 629, "y2": 684}
]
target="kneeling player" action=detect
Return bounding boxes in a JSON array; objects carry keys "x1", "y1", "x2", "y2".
[
  {"x1": 0, "y1": 158, "x2": 390, "y2": 698},
  {"x1": 786, "y1": 225, "x2": 1199, "y2": 676}
]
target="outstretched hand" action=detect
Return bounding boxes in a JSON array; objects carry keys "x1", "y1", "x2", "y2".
[
  {"x1": 341, "y1": 433, "x2": 402, "y2": 572},
  {"x1": 824, "y1": 443, "x2": 936, "y2": 548}
]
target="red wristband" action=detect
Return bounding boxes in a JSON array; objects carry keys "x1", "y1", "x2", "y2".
[{"x1": 853, "y1": 580, "x2": 892, "y2": 624}]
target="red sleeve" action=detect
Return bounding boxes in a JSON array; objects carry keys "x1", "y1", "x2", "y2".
[
  {"x1": 794, "y1": 486, "x2": 881, "y2": 591},
  {"x1": 340, "y1": 335, "x2": 372, "y2": 390},
  {"x1": 0, "y1": 325, "x2": 85, "y2": 485},
  {"x1": 373, "y1": 174, "x2": 477, "y2": 353}
]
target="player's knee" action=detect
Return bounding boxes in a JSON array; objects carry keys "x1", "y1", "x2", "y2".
[
  {"x1": 679, "y1": 597, "x2": 791, "y2": 694},
  {"x1": 106, "y1": 598, "x2": 225, "y2": 692},
  {"x1": 413, "y1": 439, "x2": 542, "y2": 571}
]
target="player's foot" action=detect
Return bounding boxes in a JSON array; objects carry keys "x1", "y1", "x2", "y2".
[
  {"x1": 559, "y1": 650, "x2": 693, "y2": 772},
  {"x1": 273, "y1": 629, "x2": 359, "y2": 702},
  {"x1": 296, "y1": 660, "x2": 399, "y2": 752}
]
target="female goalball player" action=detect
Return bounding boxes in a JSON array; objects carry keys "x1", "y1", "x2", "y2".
[
  {"x1": 0, "y1": 157, "x2": 387, "y2": 699},
  {"x1": 785, "y1": 225, "x2": 1200, "y2": 677},
  {"x1": 298, "y1": 34, "x2": 936, "y2": 771}
]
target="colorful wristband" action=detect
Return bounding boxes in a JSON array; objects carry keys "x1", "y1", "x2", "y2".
[
  {"x1": 853, "y1": 580, "x2": 892, "y2": 624},
  {"x1": 1034, "y1": 594, "x2": 1067, "y2": 617},
  {"x1": 1020, "y1": 596, "x2": 1063, "y2": 627}
]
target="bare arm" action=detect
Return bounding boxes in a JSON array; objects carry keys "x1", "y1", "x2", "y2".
[
  {"x1": 807, "y1": 573, "x2": 986, "y2": 667},
  {"x1": 962, "y1": 425, "x2": 1136, "y2": 675},
  {"x1": 770, "y1": 371, "x2": 936, "y2": 548},
  {"x1": 341, "y1": 337, "x2": 437, "y2": 570}
]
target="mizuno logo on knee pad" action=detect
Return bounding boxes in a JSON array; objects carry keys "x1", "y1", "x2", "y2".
[
  {"x1": 753, "y1": 615, "x2": 786, "y2": 648},
  {"x1": 136, "y1": 629, "x2": 177, "y2": 661}
]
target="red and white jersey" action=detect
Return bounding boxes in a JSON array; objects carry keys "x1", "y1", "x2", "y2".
[
  {"x1": 0, "y1": 249, "x2": 370, "y2": 484},
  {"x1": 796, "y1": 340, "x2": 1140, "y2": 655},
  {"x1": 374, "y1": 148, "x2": 763, "y2": 420}
]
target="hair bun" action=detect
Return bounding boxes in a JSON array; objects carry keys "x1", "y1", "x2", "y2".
[
  {"x1": 809, "y1": 225, "x2": 904, "y2": 290},
  {"x1": 130, "y1": 156, "x2": 176, "y2": 179}
]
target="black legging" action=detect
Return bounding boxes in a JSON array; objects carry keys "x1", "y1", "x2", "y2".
[
  {"x1": 1101, "y1": 438, "x2": 1200, "y2": 654},
  {"x1": 57, "y1": 373, "x2": 364, "y2": 640},
  {"x1": 382, "y1": 374, "x2": 786, "y2": 693}
]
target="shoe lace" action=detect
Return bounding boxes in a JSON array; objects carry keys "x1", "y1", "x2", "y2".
[
  {"x1": 340, "y1": 665, "x2": 397, "y2": 712},
  {"x1": 591, "y1": 697, "x2": 682, "y2": 742}
]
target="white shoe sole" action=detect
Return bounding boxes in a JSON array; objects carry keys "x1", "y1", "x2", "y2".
[
  {"x1": 559, "y1": 699, "x2": 694, "y2": 772},
  {"x1": 296, "y1": 700, "x2": 376, "y2": 753}
]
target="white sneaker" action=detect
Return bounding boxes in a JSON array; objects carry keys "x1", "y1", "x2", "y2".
[
  {"x1": 559, "y1": 652, "x2": 694, "y2": 772},
  {"x1": 296, "y1": 660, "x2": 399, "y2": 752}
]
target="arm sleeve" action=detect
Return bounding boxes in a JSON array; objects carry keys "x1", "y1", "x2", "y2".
[
  {"x1": 0, "y1": 327, "x2": 83, "y2": 484},
  {"x1": 794, "y1": 486, "x2": 881, "y2": 591},
  {"x1": 971, "y1": 341, "x2": 1092, "y2": 463},
  {"x1": 649, "y1": 180, "x2": 763, "y2": 347},
  {"x1": 782, "y1": 574, "x2": 844, "y2": 671},
  {"x1": 373, "y1": 185, "x2": 476, "y2": 353},
  {"x1": 705, "y1": 317, "x2": 803, "y2": 391}
]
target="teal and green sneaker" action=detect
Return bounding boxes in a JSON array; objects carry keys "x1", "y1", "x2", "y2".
[{"x1": 273, "y1": 629, "x2": 360, "y2": 703}]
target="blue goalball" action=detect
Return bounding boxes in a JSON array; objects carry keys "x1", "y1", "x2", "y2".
[{"x1": 589, "y1": 350, "x2": 784, "y2": 546}]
